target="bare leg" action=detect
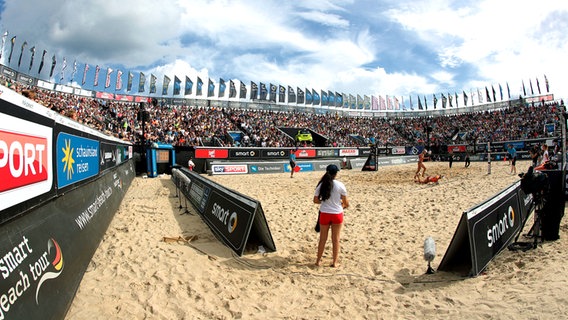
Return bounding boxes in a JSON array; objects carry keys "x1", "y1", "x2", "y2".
[
  {"x1": 315, "y1": 224, "x2": 330, "y2": 266},
  {"x1": 330, "y1": 223, "x2": 342, "y2": 267}
]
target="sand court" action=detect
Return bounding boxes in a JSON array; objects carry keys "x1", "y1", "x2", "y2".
[{"x1": 65, "y1": 160, "x2": 568, "y2": 319}]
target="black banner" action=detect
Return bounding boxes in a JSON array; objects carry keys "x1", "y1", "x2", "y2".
[
  {"x1": 260, "y1": 149, "x2": 289, "y2": 158},
  {"x1": 172, "y1": 169, "x2": 276, "y2": 256},
  {"x1": 439, "y1": 182, "x2": 531, "y2": 276},
  {"x1": 0, "y1": 160, "x2": 134, "y2": 319},
  {"x1": 229, "y1": 148, "x2": 259, "y2": 159}
]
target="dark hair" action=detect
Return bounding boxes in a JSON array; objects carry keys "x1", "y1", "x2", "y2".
[{"x1": 317, "y1": 171, "x2": 336, "y2": 202}]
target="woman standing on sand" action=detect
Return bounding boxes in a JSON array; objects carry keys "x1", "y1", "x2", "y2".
[
  {"x1": 313, "y1": 164, "x2": 349, "y2": 267},
  {"x1": 415, "y1": 149, "x2": 429, "y2": 179}
]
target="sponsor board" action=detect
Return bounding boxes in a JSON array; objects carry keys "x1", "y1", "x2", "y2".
[
  {"x1": 100, "y1": 143, "x2": 118, "y2": 171},
  {"x1": 211, "y1": 164, "x2": 248, "y2": 175},
  {"x1": 448, "y1": 145, "x2": 467, "y2": 153},
  {"x1": 0, "y1": 114, "x2": 53, "y2": 211},
  {"x1": 260, "y1": 149, "x2": 288, "y2": 158},
  {"x1": 203, "y1": 190, "x2": 256, "y2": 253},
  {"x1": 391, "y1": 146, "x2": 406, "y2": 155},
  {"x1": 359, "y1": 148, "x2": 372, "y2": 156},
  {"x1": 195, "y1": 148, "x2": 229, "y2": 159},
  {"x1": 56, "y1": 133, "x2": 100, "y2": 188},
  {"x1": 312, "y1": 161, "x2": 342, "y2": 171},
  {"x1": 284, "y1": 162, "x2": 314, "y2": 172},
  {"x1": 467, "y1": 183, "x2": 524, "y2": 275},
  {"x1": 172, "y1": 169, "x2": 276, "y2": 256},
  {"x1": 294, "y1": 149, "x2": 316, "y2": 158},
  {"x1": 0, "y1": 161, "x2": 134, "y2": 319},
  {"x1": 339, "y1": 149, "x2": 359, "y2": 157},
  {"x1": 249, "y1": 164, "x2": 284, "y2": 173},
  {"x1": 439, "y1": 181, "x2": 529, "y2": 276},
  {"x1": 350, "y1": 158, "x2": 367, "y2": 169},
  {"x1": 188, "y1": 178, "x2": 211, "y2": 214},
  {"x1": 229, "y1": 149, "x2": 258, "y2": 158},
  {"x1": 316, "y1": 149, "x2": 337, "y2": 157}
]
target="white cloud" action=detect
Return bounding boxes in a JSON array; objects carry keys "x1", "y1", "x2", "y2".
[{"x1": 1, "y1": 0, "x2": 567, "y2": 102}]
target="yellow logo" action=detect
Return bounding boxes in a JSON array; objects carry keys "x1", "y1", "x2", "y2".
[{"x1": 61, "y1": 139, "x2": 75, "y2": 179}]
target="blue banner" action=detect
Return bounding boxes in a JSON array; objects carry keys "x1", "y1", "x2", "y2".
[{"x1": 56, "y1": 132, "x2": 100, "y2": 188}]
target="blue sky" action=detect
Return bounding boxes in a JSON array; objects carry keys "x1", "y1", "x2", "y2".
[{"x1": 0, "y1": 0, "x2": 566, "y2": 107}]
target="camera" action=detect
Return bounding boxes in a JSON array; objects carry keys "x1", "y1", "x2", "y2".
[{"x1": 518, "y1": 166, "x2": 549, "y2": 196}]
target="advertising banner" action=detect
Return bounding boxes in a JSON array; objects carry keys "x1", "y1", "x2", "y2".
[
  {"x1": 249, "y1": 163, "x2": 284, "y2": 174},
  {"x1": 439, "y1": 181, "x2": 529, "y2": 276},
  {"x1": 195, "y1": 148, "x2": 229, "y2": 159},
  {"x1": 211, "y1": 164, "x2": 248, "y2": 175},
  {"x1": 466, "y1": 182, "x2": 525, "y2": 275},
  {"x1": 316, "y1": 148, "x2": 338, "y2": 158},
  {"x1": 203, "y1": 189, "x2": 256, "y2": 253},
  {"x1": 172, "y1": 169, "x2": 276, "y2": 256},
  {"x1": 294, "y1": 148, "x2": 316, "y2": 158},
  {"x1": 56, "y1": 132, "x2": 100, "y2": 188},
  {"x1": 260, "y1": 149, "x2": 289, "y2": 158},
  {"x1": 339, "y1": 148, "x2": 359, "y2": 157},
  {"x1": 229, "y1": 149, "x2": 259, "y2": 159},
  {"x1": 0, "y1": 83, "x2": 131, "y2": 226},
  {"x1": 0, "y1": 160, "x2": 134, "y2": 320},
  {"x1": 0, "y1": 114, "x2": 53, "y2": 212}
]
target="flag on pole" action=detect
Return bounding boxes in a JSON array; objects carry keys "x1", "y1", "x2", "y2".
[
  {"x1": 28, "y1": 46, "x2": 35, "y2": 71},
  {"x1": 70, "y1": 60, "x2": 77, "y2": 82},
  {"x1": 59, "y1": 57, "x2": 67, "y2": 82},
  {"x1": 94, "y1": 65, "x2": 100, "y2": 86},
  {"x1": 288, "y1": 86, "x2": 296, "y2": 103},
  {"x1": 104, "y1": 67, "x2": 113, "y2": 88},
  {"x1": 229, "y1": 80, "x2": 236, "y2": 98},
  {"x1": 499, "y1": 84, "x2": 503, "y2": 101},
  {"x1": 173, "y1": 76, "x2": 181, "y2": 95},
  {"x1": 250, "y1": 82, "x2": 258, "y2": 99},
  {"x1": 49, "y1": 55, "x2": 56, "y2": 78},
  {"x1": 116, "y1": 70, "x2": 123, "y2": 90},
  {"x1": 17, "y1": 41, "x2": 27, "y2": 68},
  {"x1": 38, "y1": 50, "x2": 47, "y2": 74},
  {"x1": 162, "y1": 75, "x2": 170, "y2": 95},
  {"x1": 279, "y1": 85, "x2": 286, "y2": 103},
  {"x1": 544, "y1": 74, "x2": 549, "y2": 92},
  {"x1": 184, "y1": 76, "x2": 193, "y2": 95},
  {"x1": 0, "y1": 31, "x2": 8, "y2": 60},
  {"x1": 81, "y1": 64, "x2": 89, "y2": 85},
  {"x1": 127, "y1": 71, "x2": 133, "y2": 92},
  {"x1": 219, "y1": 78, "x2": 226, "y2": 97},
  {"x1": 196, "y1": 77, "x2": 203, "y2": 96},
  {"x1": 138, "y1": 72, "x2": 146, "y2": 92},
  {"x1": 207, "y1": 78, "x2": 215, "y2": 97},
  {"x1": 7, "y1": 36, "x2": 16, "y2": 64},
  {"x1": 149, "y1": 74, "x2": 157, "y2": 94},
  {"x1": 239, "y1": 81, "x2": 247, "y2": 99}
]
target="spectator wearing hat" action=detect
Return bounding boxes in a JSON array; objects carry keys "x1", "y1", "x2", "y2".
[{"x1": 313, "y1": 164, "x2": 349, "y2": 268}]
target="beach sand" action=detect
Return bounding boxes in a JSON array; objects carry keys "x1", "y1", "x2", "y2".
[{"x1": 65, "y1": 160, "x2": 568, "y2": 319}]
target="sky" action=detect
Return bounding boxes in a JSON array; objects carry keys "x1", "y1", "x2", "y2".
[{"x1": 0, "y1": 0, "x2": 566, "y2": 108}]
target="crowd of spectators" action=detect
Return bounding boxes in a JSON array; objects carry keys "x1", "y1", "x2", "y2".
[{"x1": 3, "y1": 77, "x2": 564, "y2": 151}]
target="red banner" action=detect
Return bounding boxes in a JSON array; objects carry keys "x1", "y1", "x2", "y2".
[{"x1": 195, "y1": 148, "x2": 229, "y2": 159}]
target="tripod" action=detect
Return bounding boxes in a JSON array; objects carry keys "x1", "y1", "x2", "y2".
[
  {"x1": 525, "y1": 192, "x2": 545, "y2": 248},
  {"x1": 509, "y1": 191, "x2": 545, "y2": 251}
]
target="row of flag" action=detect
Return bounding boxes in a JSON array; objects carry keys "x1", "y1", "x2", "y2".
[{"x1": 0, "y1": 32, "x2": 552, "y2": 110}]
